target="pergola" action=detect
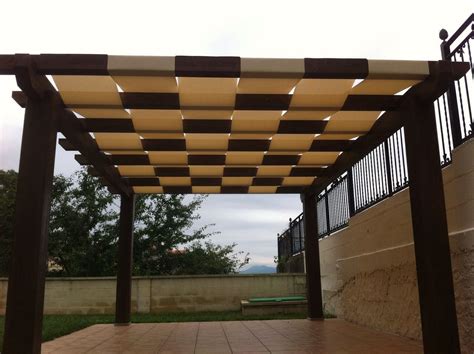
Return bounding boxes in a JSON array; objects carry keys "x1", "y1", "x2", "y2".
[{"x1": 0, "y1": 54, "x2": 468, "y2": 354}]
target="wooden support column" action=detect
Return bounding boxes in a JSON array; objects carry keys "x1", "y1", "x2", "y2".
[
  {"x1": 115, "y1": 194, "x2": 136, "y2": 325},
  {"x1": 2, "y1": 94, "x2": 58, "y2": 354},
  {"x1": 302, "y1": 193, "x2": 324, "y2": 319},
  {"x1": 403, "y1": 97, "x2": 460, "y2": 353}
]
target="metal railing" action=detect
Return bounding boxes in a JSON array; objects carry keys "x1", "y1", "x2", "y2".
[
  {"x1": 277, "y1": 14, "x2": 474, "y2": 261},
  {"x1": 440, "y1": 13, "x2": 474, "y2": 145},
  {"x1": 277, "y1": 213, "x2": 304, "y2": 260}
]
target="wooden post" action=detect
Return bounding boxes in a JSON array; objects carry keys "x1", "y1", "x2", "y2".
[
  {"x1": 403, "y1": 97, "x2": 460, "y2": 353},
  {"x1": 2, "y1": 94, "x2": 58, "y2": 354},
  {"x1": 115, "y1": 194, "x2": 136, "y2": 325},
  {"x1": 302, "y1": 193, "x2": 324, "y2": 319}
]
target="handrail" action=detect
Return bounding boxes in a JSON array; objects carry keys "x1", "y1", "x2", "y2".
[{"x1": 442, "y1": 13, "x2": 473, "y2": 47}]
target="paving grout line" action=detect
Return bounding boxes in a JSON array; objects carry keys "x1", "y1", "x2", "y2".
[
  {"x1": 261, "y1": 320, "x2": 310, "y2": 350},
  {"x1": 193, "y1": 322, "x2": 201, "y2": 354},
  {"x1": 240, "y1": 321, "x2": 271, "y2": 353},
  {"x1": 116, "y1": 323, "x2": 160, "y2": 352},
  {"x1": 156, "y1": 322, "x2": 179, "y2": 353},
  {"x1": 84, "y1": 324, "x2": 135, "y2": 353},
  {"x1": 219, "y1": 321, "x2": 236, "y2": 353},
  {"x1": 154, "y1": 322, "x2": 179, "y2": 354},
  {"x1": 46, "y1": 324, "x2": 117, "y2": 353}
]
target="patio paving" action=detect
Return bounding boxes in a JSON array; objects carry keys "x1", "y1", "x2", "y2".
[{"x1": 41, "y1": 319, "x2": 422, "y2": 353}]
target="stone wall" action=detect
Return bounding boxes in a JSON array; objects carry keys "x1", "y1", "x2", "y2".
[
  {"x1": 0, "y1": 274, "x2": 306, "y2": 315},
  {"x1": 281, "y1": 252, "x2": 305, "y2": 273},
  {"x1": 319, "y1": 139, "x2": 474, "y2": 352}
]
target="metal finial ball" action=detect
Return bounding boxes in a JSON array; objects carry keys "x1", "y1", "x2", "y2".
[{"x1": 439, "y1": 29, "x2": 448, "y2": 41}]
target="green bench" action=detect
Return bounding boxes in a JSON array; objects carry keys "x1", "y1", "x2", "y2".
[{"x1": 241, "y1": 296, "x2": 307, "y2": 316}]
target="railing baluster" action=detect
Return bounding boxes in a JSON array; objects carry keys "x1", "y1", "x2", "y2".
[
  {"x1": 460, "y1": 49, "x2": 473, "y2": 135},
  {"x1": 384, "y1": 140, "x2": 393, "y2": 196},
  {"x1": 325, "y1": 189, "x2": 330, "y2": 235},
  {"x1": 441, "y1": 31, "x2": 464, "y2": 146},
  {"x1": 347, "y1": 168, "x2": 355, "y2": 216},
  {"x1": 376, "y1": 145, "x2": 385, "y2": 197},
  {"x1": 436, "y1": 98, "x2": 448, "y2": 164},
  {"x1": 399, "y1": 129, "x2": 408, "y2": 185}
]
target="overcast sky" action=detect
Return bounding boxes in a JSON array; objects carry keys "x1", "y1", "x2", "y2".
[{"x1": 0, "y1": 0, "x2": 471, "y2": 267}]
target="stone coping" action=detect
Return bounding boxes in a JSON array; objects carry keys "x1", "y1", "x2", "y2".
[{"x1": 0, "y1": 273, "x2": 304, "y2": 281}]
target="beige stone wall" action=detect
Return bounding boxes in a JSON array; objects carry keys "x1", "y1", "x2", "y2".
[
  {"x1": 0, "y1": 274, "x2": 306, "y2": 315},
  {"x1": 319, "y1": 139, "x2": 474, "y2": 352}
]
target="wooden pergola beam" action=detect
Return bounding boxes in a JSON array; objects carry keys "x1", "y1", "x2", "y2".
[
  {"x1": 115, "y1": 194, "x2": 136, "y2": 325},
  {"x1": 403, "y1": 96, "x2": 460, "y2": 353},
  {"x1": 57, "y1": 109, "x2": 132, "y2": 196},
  {"x1": 7, "y1": 55, "x2": 132, "y2": 196},
  {"x1": 2, "y1": 58, "x2": 59, "y2": 354},
  {"x1": 0, "y1": 54, "x2": 108, "y2": 75},
  {"x1": 302, "y1": 192, "x2": 324, "y2": 319},
  {"x1": 13, "y1": 90, "x2": 402, "y2": 112},
  {"x1": 304, "y1": 60, "x2": 470, "y2": 196},
  {"x1": 0, "y1": 54, "x2": 369, "y2": 78}
]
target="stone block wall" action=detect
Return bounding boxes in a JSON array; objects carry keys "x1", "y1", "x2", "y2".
[
  {"x1": 0, "y1": 274, "x2": 306, "y2": 315},
  {"x1": 318, "y1": 139, "x2": 474, "y2": 352}
]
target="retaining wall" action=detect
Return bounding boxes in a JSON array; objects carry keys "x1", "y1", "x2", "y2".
[
  {"x1": 0, "y1": 274, "x2": 306, "y2": 315},
  {"x1": 319, "y1": 139, "x2": 474, "y2": 352}
]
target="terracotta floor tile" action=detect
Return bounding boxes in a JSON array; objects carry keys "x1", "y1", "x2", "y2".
[{"x1": 41, "y1": 319, "x2": 423, "y2": 353}]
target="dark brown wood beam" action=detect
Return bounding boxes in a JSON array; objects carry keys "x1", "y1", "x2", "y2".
[
  {"x1": 115, "y1": 194, "x2": 135, "y2": 325},
  {"x1": 302, "y1": 192, "x2": 324, "y2": 319},
  {"x1": 0, "y1": 55, "x2": 15, "y2": 74},
  {"x1": 403, "y1": 96, "x2": 460, "y2": 353},
  {"x1": 2, "y1": 91, "x2": 58, "y2": 354},
  {"x1": 304, "y1": 60, "x2": 470, "y2": 196},
  {"x1": 8, "y1": 55, "x2": 131, "y2": 196},
  {"x1": 12, "y1": 90, "x2": 27, "y2": 108},
  {"x1": 33, "y1": 54, "x2": 108, "y2": 75},
  {"x1": 58, "y1": 109, "x2": 132, "y2": 196}
]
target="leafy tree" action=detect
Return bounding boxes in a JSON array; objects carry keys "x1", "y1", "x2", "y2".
[
  {"x1": 169, "y1": 241, "x2": 250, "y2": 275},
  {"x1": 0, "y1": 168, "x2": 248, "y2": 277},
  {"x1": 0, "y1": 170, "x2": 17, "y2": 276},
  {"x1": 48, "y1": 171, "x2": 118, "y2": 276},
  {"x1": 132, "y1": 194, "x2": 215, "y2": 275}
]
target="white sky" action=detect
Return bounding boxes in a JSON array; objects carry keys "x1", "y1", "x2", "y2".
[{"x1": 0, "y1": 0, "x2": 472, "y2": 267}]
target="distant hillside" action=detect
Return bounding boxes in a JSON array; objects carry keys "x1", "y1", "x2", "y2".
[{"x1": 240, "y1": 265, "x2": 276, "y2": 274}]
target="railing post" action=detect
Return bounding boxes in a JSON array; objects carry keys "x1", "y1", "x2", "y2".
[
  {"x1": 288, "y1": 218, "x2": 293, "y2": 255},
  {"x1": 277, "y1": 233, "x2": 281, "y2": 260},
  {"x1": 440, "y1": 29, "x2": 463, "y2": 147},
  {"x1": 383, "y1": 141, "x2": 394, "y2": 196},
  {"x1": 324, "y1": 189, "x2": 330, "y2": 235},
  {"x1": 347, "y1": 168, "x2": 356, "y2": 216},
  {"x1": 298, "y1": 216, "x2": 303, "y2": 252}
]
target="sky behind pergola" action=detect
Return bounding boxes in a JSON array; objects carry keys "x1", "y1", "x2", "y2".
[{"x1": 0, "y1": 0, "x2": 471, "y2": 267}]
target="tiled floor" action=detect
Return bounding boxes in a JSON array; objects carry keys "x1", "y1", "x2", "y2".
[{"x1": 41, "y1": 319, "x2": 422, "y2": 353}]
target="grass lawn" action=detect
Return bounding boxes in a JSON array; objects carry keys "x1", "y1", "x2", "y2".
[{"x1": 0, "y1": 311, "x2": 308, "y2": 348}]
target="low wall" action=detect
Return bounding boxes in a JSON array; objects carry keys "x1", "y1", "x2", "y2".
[
  {"x1": 281, "y1": 252, "x2": 305, "y2": 273},
  {"x1": 319, "y1": 139, "x2": 474, "y2": 352},
  {"x1": 0, "y1": 274, "x2": 306, "y2": 315}
]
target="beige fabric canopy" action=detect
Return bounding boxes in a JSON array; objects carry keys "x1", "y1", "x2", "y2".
[{"x1": 53, "y1": 56, "x2": 430, "y2": 194}]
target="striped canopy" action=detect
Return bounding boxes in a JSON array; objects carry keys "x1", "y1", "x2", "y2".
[{"x1": 55, "y1": 56, "x2": 430, "y2": 194}]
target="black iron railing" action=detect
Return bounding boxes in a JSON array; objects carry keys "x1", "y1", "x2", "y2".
[
  {"x1": 440, "y1": 13, "x2": 474, "y2": 146},
  {"x1": 277, "y1": 14, "x2": 474, "y2": 261},
  {"x1": 277, "y1": 213, "x2": 304, "y2": 260}
]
